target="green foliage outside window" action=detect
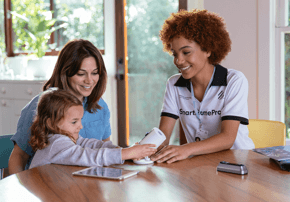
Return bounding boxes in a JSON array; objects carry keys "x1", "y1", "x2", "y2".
[
  {"x1": 11, "y1": 0, "x2": 64, "y2": 58},
  {"x1": 53, "y1": 0, "x2": 104, "y2": 50},
  {"x1": 285, "y1": 33, "x2": 290, "y2": 139},
  {"x1": 10, "y1": 0, "x2": 104, "y2": 57},
  {"x1": 126, "y1": 0, "x2": 179, "y2": 144},
  {"x1": 126, "y1": 0, "x2": 177, "y2": 76},
  {"x1": 285, "y1": 5, "x2": 290, "y2": 139}
]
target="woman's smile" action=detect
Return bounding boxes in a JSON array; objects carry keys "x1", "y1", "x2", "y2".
[
  {"x1": 81, "y1": 85, "x2": 93, "y2": 89},
  {"x1": 179, "y1": 65, "x2": 192, "y2": 72},
  {"x1": 68, "y1": 57, "x2": 99, "y2": 101}
]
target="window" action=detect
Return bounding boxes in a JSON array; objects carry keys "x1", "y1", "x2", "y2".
[
  {"x1": 3, "y1": 0, "x2": 104, "y2": 57},
  {"x1": 275, "y1": 0, "x2": 290, "y2": 139},
  {"x1": 282, "y1": 1, "x2": 290, "y2": 138}
]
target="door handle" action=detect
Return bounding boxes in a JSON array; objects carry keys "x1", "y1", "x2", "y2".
[{"x1": 116, "y1": 58, "x2": 124, "y2": 80}]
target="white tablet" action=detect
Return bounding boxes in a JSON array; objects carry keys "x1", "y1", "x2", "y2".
[{"x1": 72, "y1": 166, "x2": 139, "y2": 180}]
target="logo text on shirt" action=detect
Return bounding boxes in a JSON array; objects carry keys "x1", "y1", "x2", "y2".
[{"x1": 180, "y1": 109, "x2": 221, "y2": 116}]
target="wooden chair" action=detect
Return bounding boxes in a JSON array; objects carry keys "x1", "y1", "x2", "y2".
[
  {"x1": 248, "y1": 119, "x2": 286, "y2": 148},
  {"x1": 0, "y1": 134, "x2": 14, "y2": 179}
]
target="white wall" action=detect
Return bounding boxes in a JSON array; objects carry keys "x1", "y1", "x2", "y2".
[{"x1": 189, "y1": 0, "x2": 259, "y2": 119}]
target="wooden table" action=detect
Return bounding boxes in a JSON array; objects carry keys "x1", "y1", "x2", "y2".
[{"x1": 1, "y1": 150, "x2": 290, "y2": 202}]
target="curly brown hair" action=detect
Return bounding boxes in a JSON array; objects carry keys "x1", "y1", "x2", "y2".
[
  {"x1": 29, "y1": 89, "x2": 82, "y2": 151},
  {"x1": 159, "y1": 9, "x2": 231, "y2": 65}
]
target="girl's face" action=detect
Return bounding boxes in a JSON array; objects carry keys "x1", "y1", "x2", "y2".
[
  {"x1": 57, "y1": 105, "x2": 84, "y2": 140},
  {"x1": 68, "y1": 57, "x2": 99, "y2": 102},
  {"x1": 171, "y1": 36, "x2": 211, "y2": 80}
]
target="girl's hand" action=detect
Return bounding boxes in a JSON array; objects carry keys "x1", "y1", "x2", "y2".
[
  {"x1": 122, "y1": 144, "x2": 157, "y2": 160},
  {"x1": 150, "y1": 144, "x2": 190, "y2": 164}
]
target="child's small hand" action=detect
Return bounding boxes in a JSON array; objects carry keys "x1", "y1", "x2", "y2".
[{"x1": 122, "y1": 144, "x2": 157, "y2": 160}]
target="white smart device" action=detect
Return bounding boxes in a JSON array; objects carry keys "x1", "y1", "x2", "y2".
[
  {"x1": 133, "y1": 127, "x2": 166, "y2": 165},
  {"x1": 72, "y1": 166, "x2": 139, "y2": 180}
]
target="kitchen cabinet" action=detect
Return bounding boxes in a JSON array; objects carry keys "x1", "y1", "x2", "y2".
[{"x1": 0, "y1": 80, "x2": 44, "y2": 135}]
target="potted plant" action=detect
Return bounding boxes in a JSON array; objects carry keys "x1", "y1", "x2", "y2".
[{"x1": 10, "y1": 0, "x2": 66, "y2": 78}]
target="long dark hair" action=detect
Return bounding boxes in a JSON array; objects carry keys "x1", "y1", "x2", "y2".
[
  {"x1": 43, "y1": 39, "x2": 107, "y2": 112},
  {"x1": 30, "y1": 89, "x2": 82, "y2": 151}
]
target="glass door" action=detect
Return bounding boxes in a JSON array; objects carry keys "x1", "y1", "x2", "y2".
[
  {"x1": 116, "y1": 0, "x2": 187, "y2": 147},
  {"x1": 285, "y1": 32, "x2": 290, "y2": 138}
]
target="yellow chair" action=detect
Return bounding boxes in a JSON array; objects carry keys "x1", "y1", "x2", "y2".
[{"x1": 248, "y1": 119, "x2": 286, "y2": 148}]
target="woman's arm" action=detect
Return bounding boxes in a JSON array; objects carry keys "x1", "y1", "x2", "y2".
[
  {"x1": 157, "y1": 116, "x2": 177, "y2": 150},
  {"x1": 8, "y1": 144, "x2": 30, "y2": 174},
  {"x1": 103, "y1": 137, "x2": 110, "y2": 141},
  {"x1": 151, "y1": 120, "x2": 240, "y2": 163}
]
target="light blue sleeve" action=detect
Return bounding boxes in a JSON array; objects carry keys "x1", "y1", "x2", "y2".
[
  {"x1": 80, "y1": 98, "x2": 112, "y2": 140},
  {"x1": 101, "y1": 98, "x2": 111, "y2": 140},
  {"x1": 10, "y1": 94, "x2": 40, "y2": 156}
]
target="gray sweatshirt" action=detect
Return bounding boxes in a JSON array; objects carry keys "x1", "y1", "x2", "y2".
[{"x1": 29, "y1": 134, "x2": 124, "y2": 169}]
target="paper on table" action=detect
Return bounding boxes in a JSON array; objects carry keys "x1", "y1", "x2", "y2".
[{"x1": 253, "y1": 146, "x2": 290, "y2": 161}]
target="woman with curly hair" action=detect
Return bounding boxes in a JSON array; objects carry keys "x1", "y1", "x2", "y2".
[
  {"x1": 151, "y1": 9, "x2": 255, "y2": 164},
  {"x1": 29, "y1": 89, "x2": 156, "y2": 169}
]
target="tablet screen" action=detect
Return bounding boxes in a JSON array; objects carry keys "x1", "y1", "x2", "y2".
[{"x1": 72, "y1": 167, "x2": 139, "y2": 180}]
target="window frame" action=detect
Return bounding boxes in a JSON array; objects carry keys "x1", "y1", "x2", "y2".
[
  {"x1": 276, "y1": 27, "x2": 288, "y2": 123},
  {"x1": 274, "y1": 0, "x2": 287, "y2": 123},
  {"x1": 276, "y1": 0, "x2": 290, "y2": 142},
  {"x1": 3, "y1": 0, "x2": 105, "y2": 57},
  {"x1": 259, "y1": 0, "x2": 290, "y2": 144},
  {"x1": 258, "y1": 0, "x2": 278, "y2": 121}
]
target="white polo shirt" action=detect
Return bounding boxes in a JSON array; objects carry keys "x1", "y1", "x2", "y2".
[{"x1": 161, "y1": 64, "x2": 255, "y2": 149}]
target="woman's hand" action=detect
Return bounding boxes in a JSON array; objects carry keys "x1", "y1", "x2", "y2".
[
  {"x1": 122, "y1": 143, "x2": 157, "y2": 160},
  {"x1": 150, "y1": 144, "x2": 191, "y2": 164}
]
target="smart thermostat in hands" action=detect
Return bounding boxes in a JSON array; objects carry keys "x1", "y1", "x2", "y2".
[{"x1": 133, "y1": 127, "x2": 166, "y2": 165}]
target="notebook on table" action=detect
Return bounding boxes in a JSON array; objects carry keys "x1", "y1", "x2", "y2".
[{"x1": 253, "y1": 146, "x2": 290, "y2": 172}]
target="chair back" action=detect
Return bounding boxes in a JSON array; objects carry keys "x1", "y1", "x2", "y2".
[
  {"x1": 248, "y1": 119, "x2": 286, "y2": 148},
  {"x1": 0, "y1": 134, "x2": 14, "y2": 179}
]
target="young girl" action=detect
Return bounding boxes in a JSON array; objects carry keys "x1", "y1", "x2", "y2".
[{"x1": 29, "y1": 89, "x2": 156, "y2": 169}]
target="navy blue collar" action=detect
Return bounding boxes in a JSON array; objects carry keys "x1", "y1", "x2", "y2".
[{"x1": 174, "y1": 64, "x2": 228, "y2": 92}]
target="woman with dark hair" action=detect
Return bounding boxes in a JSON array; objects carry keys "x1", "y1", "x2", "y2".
[
  {"x1": 151, "y1": 9, "x2": 255, "y2": 164},
  {"x1": 9, "y1": 39, "x2": 112, "y2": 174}
]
